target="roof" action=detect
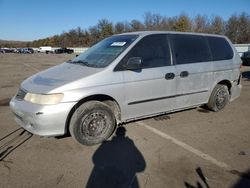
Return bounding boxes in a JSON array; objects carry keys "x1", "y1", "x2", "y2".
[{"x1": 117, "y1": 30, "x2": 226, "y2": 38}]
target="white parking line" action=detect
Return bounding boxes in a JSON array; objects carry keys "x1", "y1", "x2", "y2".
[{"x1": 136, "y1": 121, "x2": 231, "y2": 170}]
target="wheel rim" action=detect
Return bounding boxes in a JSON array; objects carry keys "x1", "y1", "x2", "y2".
[
  {"x1": 80, "y1": 111, "x2": 108, "y2": 139},
  {"x1": 215, "y1": 89, "x2": 227, "y2": 109}
]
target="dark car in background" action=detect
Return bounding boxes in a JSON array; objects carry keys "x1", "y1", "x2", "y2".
[
  {"x1": 54, "y1": 48, "x2": 74, "y2": 54},
  {"x1": 19, "y1": 48, "x2": 34, "y2": 54},
  {"x1": 241, "y1": 51, "x2": 250, "y2": 66},
  {"x1": 0, "y1": 48, "x2": 5, "y2": 53},
  {"x1": 0, "y1": 48, "x2": 14, "y2": 53}
]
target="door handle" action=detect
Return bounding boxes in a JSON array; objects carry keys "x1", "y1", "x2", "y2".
[
  {"x1": 165, "y1": 73, "x2": 175, "y2": 80},
  {"x1": 180, "y1": 71, "x2": 189, "y2": 78}
]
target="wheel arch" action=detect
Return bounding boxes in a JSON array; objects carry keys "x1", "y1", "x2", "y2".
[
  {"x1": 217, "y1": 79, "x2": 232, "y2": 94},
  {"x1": 65, "y1": 94, "x2": 121, "y2": 135}
]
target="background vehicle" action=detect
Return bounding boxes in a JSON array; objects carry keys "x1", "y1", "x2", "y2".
[
  {"x1": 38, "y1": 46, "x2": 53, "y2": 54},
  {"x1": 54, "y1": 47, "x2": 74, "y2": 54},
  {"x1": 0, "y1": 48, "x2": 5, "y2": 53},
  {"x1": 20, "y1": 48, "x2": 34, "y2": 54},
  {"x1": 241, "y1": 51, "x2": 250, "y2": 66},
  {"x1": 13, "y1": 48, "x2": 21, "y2": 53},
  {"x1": 0, "y1": 48, "x2": 14, "y2": 53}
]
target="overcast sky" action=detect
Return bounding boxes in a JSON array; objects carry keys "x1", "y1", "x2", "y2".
[{"x1": 0, "y1": 0, "x2": 249, "y2": 41}]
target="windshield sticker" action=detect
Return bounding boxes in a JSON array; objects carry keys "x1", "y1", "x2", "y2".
[{"x1": 111, "y1": 42, "x2": 127, "y2": 47}]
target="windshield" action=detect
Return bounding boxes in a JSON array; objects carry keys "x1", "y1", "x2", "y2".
[{"x1": 70, "y1": 35, "x2": 138, "y2": 68}]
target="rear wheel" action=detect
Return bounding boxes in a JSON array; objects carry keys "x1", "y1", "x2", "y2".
[
  {"x1": 69, "y1": 101, "x2": 116, "y2": 145},
  {"x1": 207, "y1": 84, "x2": 229, "y2": 112}
]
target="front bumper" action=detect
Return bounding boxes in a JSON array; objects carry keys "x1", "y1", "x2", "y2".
[{"x1": 9, "y1": 97, "x2": 77, "y2": 136}]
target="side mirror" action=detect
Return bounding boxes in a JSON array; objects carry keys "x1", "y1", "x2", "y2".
[{"x1": 126, "y1": 57, "x2": 142, "y2": 70}]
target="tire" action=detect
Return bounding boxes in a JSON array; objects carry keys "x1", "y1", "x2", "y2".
[
  {"x1": 207, "y1": 84, "x2": 229, "y2": 112},
  {"x1": 246, "y1": 59, "x2": 250, "y2": 66},
  {"x1": 69, "y1": 101, "x2": 116, "y2": 145}
]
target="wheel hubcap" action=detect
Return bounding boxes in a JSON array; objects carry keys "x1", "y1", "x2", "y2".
[
  {"x1": 216, "y1": 89, "x2": 227, "y2": 109},
  {"x1": 81, "y1": 112, "x2": 107, "y2": 138}
]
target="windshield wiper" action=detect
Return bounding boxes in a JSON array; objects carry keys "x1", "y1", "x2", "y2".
[{"x1": 67, "y1": 60, "x2": 91, "y2": 67}]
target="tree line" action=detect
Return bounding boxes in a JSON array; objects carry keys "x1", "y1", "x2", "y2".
[{"x1": 2, "y1": 12, "x2": 250, "y2": 48}]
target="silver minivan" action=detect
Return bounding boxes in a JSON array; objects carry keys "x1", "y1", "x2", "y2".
[{"x1": 10, "y1": 31, "x2": 242, "y2": 145}]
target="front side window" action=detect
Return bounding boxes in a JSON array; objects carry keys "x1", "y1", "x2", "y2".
[
  {"x1": 170, "y1": 34, "x2": 212, "y2": 64},
  {"x1": 116, "y1": 34, "x2": 171, "y2": 70},
  {"x1": 70, "y1": 35, "x2": 138, "y2": 68}
]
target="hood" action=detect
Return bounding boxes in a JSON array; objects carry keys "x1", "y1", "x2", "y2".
[{"x1": 21, "y1": 62, "x2": 102, "y2": 93}]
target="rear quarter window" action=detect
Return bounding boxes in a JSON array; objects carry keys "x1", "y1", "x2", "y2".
[{"x1": 207, "y1": 36, "x2": 233, "y2": 61}]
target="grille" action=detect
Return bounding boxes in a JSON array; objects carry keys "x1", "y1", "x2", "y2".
[{"x1": 16, "y1": 88, "x2": 27, "y2": 100}]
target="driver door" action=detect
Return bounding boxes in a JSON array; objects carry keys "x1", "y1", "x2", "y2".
[{"x1": 115, "y1": 34, "x2": 177, "y2": 120}]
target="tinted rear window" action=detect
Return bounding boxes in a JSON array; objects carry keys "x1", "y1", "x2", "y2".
[
  {"x1": 170, "y1": 34, "x2": 211, "y2": 64},
  {"x1": 207, "y1": 36, "x2": 233, "y2": 61}
]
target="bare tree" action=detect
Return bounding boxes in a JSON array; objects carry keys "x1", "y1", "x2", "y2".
[
  {"x1": 114, "y1": 21, "x2": 131, "y2": 33},
  {"x1": 225, "y1": 15, "x2": 240, "y2": 43},
  {"x1": 237, "y1": 13, "x2": 250, "y2": 43},
  {"x1": 89, "y1": 26, "x2": 101, "y2": 45},
  {"x1": 193, "y1": 14, "x2": 210, "y2": 33},
  {"x1": 130, "y1": 19, "x2": 144, "y2": 31},
  {"x1": 144, "y1": 12, "x2": 163, "y2": 30},
  {"x1": 144, "y1": 12, "x2": 154, "y2": 30},
  {"x1": 115, "y1": 22, "x2": 126, "y2": 33},
  {"x1": 97, "y1": 19, "x2": 114, "y2": 39},
  {"x1": 210, "y1": 16, "x2": 225, "y2": 34}
]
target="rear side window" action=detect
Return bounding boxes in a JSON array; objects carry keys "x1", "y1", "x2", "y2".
[
  {"x1": 116, "y1": 34, "x2": 171, "y2": 70},
  {"x1": 207, "y1": 36, "x2": 233, "y2": 61},
  {"x1": 169, "y1": 34, "x2": 211, "y2": 64}
]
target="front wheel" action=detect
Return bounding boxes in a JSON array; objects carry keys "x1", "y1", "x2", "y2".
[
  {"x1": 69, "y1": 101, "x2": 116, "y2": 145},
  {"x1": 207, "y1": 84, "x2": 229, "y2": 112}
]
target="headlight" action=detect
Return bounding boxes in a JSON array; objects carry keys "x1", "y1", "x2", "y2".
[{"x1": 24, "y1": 93, "x2": 64, "y2": 105}]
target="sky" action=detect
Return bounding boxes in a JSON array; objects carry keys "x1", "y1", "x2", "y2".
[{"x1": 0, "y1": 0, "x2": 249, "y2": 41}]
